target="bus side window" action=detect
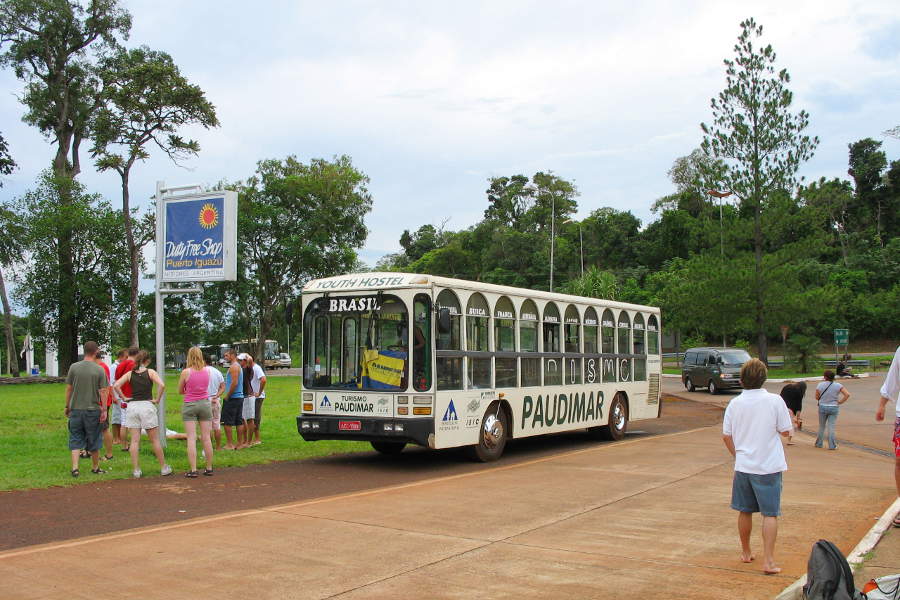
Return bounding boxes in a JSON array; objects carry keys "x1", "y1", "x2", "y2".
[{"x1": 413, "y1": 295, "x2": 431, "y2": 391}]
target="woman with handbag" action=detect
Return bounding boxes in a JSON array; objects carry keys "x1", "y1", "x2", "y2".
[{"x1": 815, "y1": 370, "x2": 851, "y2": 450}]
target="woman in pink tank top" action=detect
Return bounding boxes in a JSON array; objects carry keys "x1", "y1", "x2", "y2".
[{"x1": 178, "y1": 346, "x2": 214, "y2": 477}]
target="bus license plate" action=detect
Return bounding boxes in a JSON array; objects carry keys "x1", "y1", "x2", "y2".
[{"x1": 339, "y1": 421, "x2": 361, "y2": 431}]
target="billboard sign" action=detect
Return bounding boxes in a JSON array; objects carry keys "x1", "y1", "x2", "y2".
[
  {"x1": 834, "y1": 328, "x2": 849, "y2": 345},
  {"x1": 159, "y1": 191, "x2": 237, "y2": 282}
]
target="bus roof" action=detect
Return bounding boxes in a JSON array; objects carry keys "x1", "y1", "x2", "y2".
[{"x1": 302, "y1": 272, "x2": 659, "y2": 314}]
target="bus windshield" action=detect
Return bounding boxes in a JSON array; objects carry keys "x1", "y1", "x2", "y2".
[{"x1": 303, "y1": 294, "x2": 409, "y2": 391}]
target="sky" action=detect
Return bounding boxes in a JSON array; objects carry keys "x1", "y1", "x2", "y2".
[{"x1": 1, "y1": 0, "x2": 898, "y2": 272}]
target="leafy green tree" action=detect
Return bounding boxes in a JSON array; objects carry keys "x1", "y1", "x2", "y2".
[
  {"x1": 801, "y1": 178, "x2": 854, "y2": 266},
  {"x1": 10, "y1": 172, "x2": 130, "y2": 352},
  {"x1": 580, "y1": 207, "x2": 641, "y2": 270},
  {"x1": 847, "y1": 138, "x2": 888, "y2": 242},
  {"x1": 0, "y1": 0, "x2": 131, "y2": 372},
  {"x1": 90, "y1": 45, "x2": 219, "y2": 347},
  {"x1": 223, "y1": 155, "x2": 371, "y2": 360},
  {"x1": 701, "y1": 17, "x2": 818, "y2": 363},
  {"x1": 484, "y1": 174, "x2": 534, "y2": 230}
]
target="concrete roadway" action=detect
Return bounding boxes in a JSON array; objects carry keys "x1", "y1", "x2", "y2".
[{"x1": 1, "y1": 374, "x2": 896, "y2": 599}]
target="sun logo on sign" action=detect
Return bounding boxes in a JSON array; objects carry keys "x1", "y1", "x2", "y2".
[{"x1": 198, "y1": 203, "x2": 219, "y2": 229}]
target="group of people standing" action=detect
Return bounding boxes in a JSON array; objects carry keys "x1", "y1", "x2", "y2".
[{"x1": 65, "y1": 342, "x2": 267, "y2": 479}]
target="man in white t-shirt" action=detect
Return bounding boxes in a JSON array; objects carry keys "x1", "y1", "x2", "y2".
[
  {"x1": 249, "y1": 356, "x2": 267, "y2": 445},
  {"x1": 204, "y1": 354, "x2": 226, "y2": 450},
  {"x1": 722, "y1": 358, "x2": 793, "y2": 575},
  {"x1": 876, "y1": 346, "x2": 900, "y2": 515}
]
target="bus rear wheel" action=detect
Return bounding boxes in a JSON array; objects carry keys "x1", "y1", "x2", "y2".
[
  {"x1": 371, "y1": 441, "x2": 406, "y2": 455},
  {"x1": 466, "y1": 404, "x2": 508, "y2": 462},
  {"x1": 592, "y1": 394, "x2": 628, "y2": 441}
]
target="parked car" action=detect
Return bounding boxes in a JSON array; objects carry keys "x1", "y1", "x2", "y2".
[
  {"x1": 277, "y1": 352, "x2": 291, "y2": 369},
  {"x1": 681, "y1": 347, "x2": 751, "y2": 394}
]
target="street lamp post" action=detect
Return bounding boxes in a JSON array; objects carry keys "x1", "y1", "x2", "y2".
[
  {"x1": 708, "y1": 189, "x2": 732, "y2": 347},
  {"x1": 550, "y1": 194, "x2": 555, "y2": 292}
]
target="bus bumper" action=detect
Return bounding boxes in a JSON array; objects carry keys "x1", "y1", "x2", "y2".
[{"x1": 297, "y1": 416, "x2": 434, "y2": 448}]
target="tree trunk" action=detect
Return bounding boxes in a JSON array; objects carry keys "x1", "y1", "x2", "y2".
[
  {"x1": 53, "y1": 140, "x2": 79, "y2": 375},
  {"x1": 121, "y1": 168, "x2": 140, "y2": 347},
  {"x1": 753, "y1": 201, "x2": 768, "y2": 365},
  {"x1": 0, "y1": 268, "x2": 19, "y2": 377}
]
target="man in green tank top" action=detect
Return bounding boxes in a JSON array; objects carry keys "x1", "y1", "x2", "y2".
[{"x1": 65, "y1": 341, "x2": 109, "y2": 477}]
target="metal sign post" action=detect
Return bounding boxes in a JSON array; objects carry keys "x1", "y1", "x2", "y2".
[
  {"x1": 833, "y1": 328, "x2": 849, "y2": 366},
  {"x1": 154, "y1": 181, "x2": 237, "y2": 445}
]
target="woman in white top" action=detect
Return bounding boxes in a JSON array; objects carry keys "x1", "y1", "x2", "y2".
[{"x1": 815, "y1": 370, "x2": 851, "y2": 450}]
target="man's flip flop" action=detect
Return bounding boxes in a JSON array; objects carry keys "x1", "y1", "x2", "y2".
[{"x1": 892, "y1": 516, "x2": 900, "y2": 528}]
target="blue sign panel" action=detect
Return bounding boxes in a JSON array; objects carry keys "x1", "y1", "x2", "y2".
[{"x1": 163, "y1": 195, "x2": 228, "y2": 281}]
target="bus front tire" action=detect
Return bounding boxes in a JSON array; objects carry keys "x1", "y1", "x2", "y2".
[
  {"x1": 592, "y1": 394, "x2": 628, "y2": 442},
  {"x1": 371, "y1": 441, "x2": 406, "y2": 455},
  {"x1": 466, "y1": 404, "x2": 508, "y2": 462}
]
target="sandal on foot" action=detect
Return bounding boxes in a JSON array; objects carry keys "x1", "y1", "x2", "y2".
[
  {"x1": 101, "y1": 454, "x2": 114, "y2": 461},
  {"x1": 892, "y1": 516, "x2": 900, "y2": 528},
  {"x1": 79, "y1": 450, "x2": 90, "y2": 459},
  {"x1": 91, "y1": 467, "x2": 106, "y2": 474},
  {"x1": 203, "y1": 468, "x2": 213, "y2": 476},
  {"x1": 185, "y1": 471, "x2": 199, "y2": 478},
  {"x1": 71, "y1": 468, "x2": 79, "y2": 478}
]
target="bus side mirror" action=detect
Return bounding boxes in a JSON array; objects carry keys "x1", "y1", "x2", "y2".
[{"x1": 437, "y1": 308, "x2": 451, "y2": 333}]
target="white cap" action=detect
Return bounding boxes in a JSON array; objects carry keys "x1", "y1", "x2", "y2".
[{"x1": 237, "y1": 353, "x2": 250, "y2": 361}]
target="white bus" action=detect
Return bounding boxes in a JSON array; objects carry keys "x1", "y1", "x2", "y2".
[{"x1": 297, "y1": 273, "x2": 662, "y2": 461}]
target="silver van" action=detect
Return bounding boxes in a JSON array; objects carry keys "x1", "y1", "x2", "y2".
[{"x1": 681, "y1": 347, "x2": 751, "y2": 394}]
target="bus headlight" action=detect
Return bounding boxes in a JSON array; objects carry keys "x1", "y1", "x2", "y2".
[
  {"x1": 413, "y1": 396, "x2": 432, "y2": 405},
  {"x1": 398, "y1": 406, "x2": 408, "y2": 415},
  {"x1": 394, "y1": 423, "x2": 404, "y2": 432},
  {"x1": 301, "y1": 421, "x2": 310, "y2": 429},
  {"x1": 413, "y1": 407, "x2": 432, "y2": 416},
  {"x1": 303, "y1": 393, "x2": 313, "y2": 402},
  {"x1": 384, "y1": 423, "x2": 394, "y2": 431}
]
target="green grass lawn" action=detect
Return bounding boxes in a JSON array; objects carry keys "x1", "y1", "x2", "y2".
[{"x1": 0, "y1": 374, "x2": 368, "y2": 491}]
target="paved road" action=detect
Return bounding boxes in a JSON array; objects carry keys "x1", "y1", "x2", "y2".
[
  {"x1": 1, "y1": 396, "x2": 894, "y2": 600},
  {"x1": 661, "y1": 372, "x2": 892, "y2": 454},
  {"x1": 0, "y1": 396, "x2": 722, "y2": 552}
]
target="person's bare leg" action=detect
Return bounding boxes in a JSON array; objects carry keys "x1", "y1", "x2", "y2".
[
  {"x1": 185, "y1": 420, "x2": 198, "y2": 472},
  {"x1": 111, "y1": 423, "x2": 120, "y2": 446},
  {"x1": 224, "y1": 425, "x2": 235, "y2": 449},
  {"x1": 147, "y1": 428, "x2": 167, "y2": 468},
  {"x1": 102, "y1": 426, "x2": 113, "y2": 457},
  {"x1": 90, "y1": 449, "x2": 100, "y2": 471},
  {"x1": 70, "y1": 449, "x2": 80, "y2": 472},
  {"x1": 738, "y1": 511, "x2": 754, "y2": 562},
  {"x1": 213, "y1": 426, "x2": 222, "y2": 450},
  {"x1": 762, "y1": 516, "x2": 781, "y2": 574},
  {"x1": 237, "y1": 423, "x2": 246, "y2": 449},
  {"x1": 200, "y1": 420, "x2": 214, "y2": 471},
  {"x1": 243, "y1": 419, "x2": 255, "y2": 448},
  {"x1": 129, "y1": 428, "x2": 141, "y2": 472}
]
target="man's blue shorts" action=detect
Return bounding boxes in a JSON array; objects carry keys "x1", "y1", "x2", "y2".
[
  {"x1": 731, "y1": 471, "x2": 782, "y2": 517},
  {"x1": 68, "y1": 409, "x2": 102, "y2": 452}
]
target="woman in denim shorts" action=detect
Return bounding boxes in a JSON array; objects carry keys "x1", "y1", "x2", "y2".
[{"x1": 178, "y1": 346, "x2": 214, "y2": 477}]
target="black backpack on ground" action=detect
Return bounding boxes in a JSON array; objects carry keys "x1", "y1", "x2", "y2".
[{"x1": 803, "y1": 539, "x2": 864, "y2": 600}]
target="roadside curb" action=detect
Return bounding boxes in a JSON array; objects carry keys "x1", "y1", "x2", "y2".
[{"x1": 775, "y1": 497, "x2": 900, "y2": 600}]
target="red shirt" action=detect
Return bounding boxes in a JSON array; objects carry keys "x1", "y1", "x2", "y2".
[
  {"x1": 116, "y1": 359, "x2": 135, "y2": 398},
  {"x1": 97, "y1": 361, "x2": 112, "y2": 406}
]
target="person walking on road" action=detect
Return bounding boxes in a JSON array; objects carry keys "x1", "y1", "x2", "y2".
[
  {"x1": 875, "y1": 345, "x2": 900, "y2": 523},
  {"x1": 815, "y1": 370, "x2": 850, "y2": 450},
  {"x1": 221, "y1": 348, "x2": 245, "y2": 450},
  {"x1": 178, "y1": 347, "x2": 214, "y2": 477},
  {"x1": 779, "y1": 380, "x2": 806, "y2": 445},
  {"x1": 114, "y1": 350, "x2": 172, "y2": 478},
  {"x1": 722, "y1": 358, "x2": 793, "y2": 575},
  {"x1": 65, "y1": 341, "x2": 110, "y2": 477}
]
